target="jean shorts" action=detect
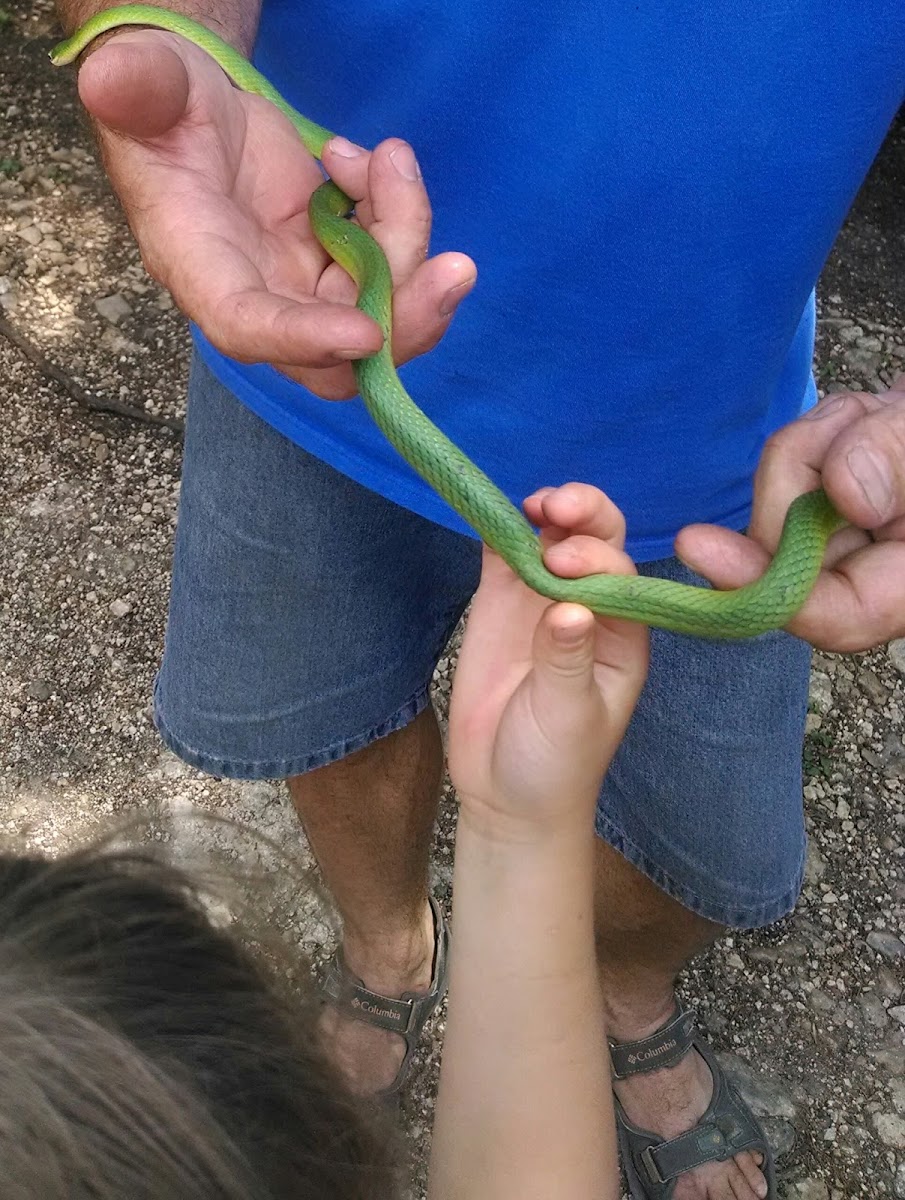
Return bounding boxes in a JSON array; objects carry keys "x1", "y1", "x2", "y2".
[{"x1": 154, "y1": 355, "x2": 811, "y2": 929}]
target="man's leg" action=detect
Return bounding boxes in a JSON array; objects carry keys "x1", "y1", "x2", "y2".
[
  {"x1": 290, "y1": 706, "x2": 444, "y2": 1094},
  {"x1": 154, "y1": 357, "x2": 480, "y2": 1094},
  {"x1": 593, "y1": 846, "x2": 768, "y2": 1200},
  {"x1": 592, "y1": 557, "x2": 812, "y2": 1200}
]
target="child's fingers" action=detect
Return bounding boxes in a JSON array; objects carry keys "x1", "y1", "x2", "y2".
[
  {"x1": 543, "y1": 533, "x2": 636, "y2": 581},
  {"x1": 523, "y1": 483, "x2": 626, "y2": 550}
]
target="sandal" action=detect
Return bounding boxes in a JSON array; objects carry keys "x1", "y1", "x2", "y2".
[
  {"x1": 320, "y1": 895, "x2": 450, "y2": 1100},
  {"x1": 610, "y1": 1005, "x2": 777, "y2": 1198}
]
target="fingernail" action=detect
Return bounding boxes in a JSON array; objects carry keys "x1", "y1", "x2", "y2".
[
  {"x1": 439, "y1": 279, "x2": 472, "y2": 318},
  {"x1": 553, "y1": 616, "x2": 588, "y2": 645},
  {"x1": 328, "y1": 136, "x2": 365, "y2": 158},
  {"x1": 389, "y1": 143, "x2": 421, "y2": 181},
  {"x1": 334, "y1": 347, "x2": 368, "y2": 361},
  {"x1": 848, "y1": 442, "x2": 893, "y2": 519},
  {"x1": 803, "y1": 395, "x2": 847, "y2": 420},
  {"x1": 526, "y1": 486, "x2": 555, "y2": 505}
]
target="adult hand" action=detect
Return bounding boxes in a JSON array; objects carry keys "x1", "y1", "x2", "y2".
[
  {"x1": 75, "y1": 29, "x2": 476, "y2": 399},
  {"x1": 448, "y1": 484, "x2": 649, "y2": 836},
  {"x1": 677, "y1": 376, "x2": 905, "y2": 651}
]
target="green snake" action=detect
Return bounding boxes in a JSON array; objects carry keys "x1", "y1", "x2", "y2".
[{"x1": 51, "y1": 5, "x2": 842, "y2": 639}]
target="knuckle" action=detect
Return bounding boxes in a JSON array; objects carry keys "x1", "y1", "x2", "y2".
[{"x1": 760, "y1": 426, "x2": 790, "y2": 469}]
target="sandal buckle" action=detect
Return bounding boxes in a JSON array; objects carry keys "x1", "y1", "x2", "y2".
[{"x1": 640, "y1": 1145, "x2": 666, "y2": 1185}]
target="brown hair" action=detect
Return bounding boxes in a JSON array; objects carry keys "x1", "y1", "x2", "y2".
[{"x1": 0, "y1": 846, "x2": 395, "y2": 1199}]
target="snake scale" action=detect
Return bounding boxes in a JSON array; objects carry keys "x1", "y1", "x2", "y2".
[{"x1": 51, "y1": 5, "x2": 842, "y2": 639}]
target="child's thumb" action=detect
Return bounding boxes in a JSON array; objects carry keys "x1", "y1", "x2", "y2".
[{"x1": 532, "y1": 604, "x2": 597, "y2": 696}]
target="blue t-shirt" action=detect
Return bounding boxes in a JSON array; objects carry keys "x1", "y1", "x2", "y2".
[{"x1": 195, "y1": 3, "x2": 904, "y2": 560}]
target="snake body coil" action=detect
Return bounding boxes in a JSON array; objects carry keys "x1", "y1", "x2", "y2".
[{"x1": 52, "y1": 6, "x2": 841, "y2": 639}]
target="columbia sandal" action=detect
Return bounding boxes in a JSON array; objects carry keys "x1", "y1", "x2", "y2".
[
  {"x1": 320, "y1": 895, "x2": 450, "y2": 1100},
  {"x1": 610, "y1": 1005, "x2": 776, "y2": 1198}
]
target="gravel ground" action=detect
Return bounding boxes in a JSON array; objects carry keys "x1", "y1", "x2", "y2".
[{"x1": 2, "y1": 4, "x2": 904, "y2": 1195}]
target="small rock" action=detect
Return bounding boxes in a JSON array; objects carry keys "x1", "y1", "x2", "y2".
[
  {"x1": 849, "y1": 348, "x2": 882, "y2": 376},
  {"x1": 858, "y1": 993, "x2": 889, "y2": 1030},
  {"x1": 750, "y1": 937, "x2": 808, "y2": 964},
  {"x1": 718, "y1": 1054, "x2": 797, "y2": 1119},
  {"x1": 25, "y1": 680, "x2": 52, "y2": 702},
  {"x1": 787, "y1": 1180, "x2": 829, "y2": 1200},
  {"x1": 874, "y1": 1112, "x2": 905, "y2": 1150},
  {"x1": 839, "y1": 324, "x2": 864, "y2": 343},
  {"x1": 761, "y1": 1116, "x2": 795, "y2": 1159},
  {"x1": 890, "y1": 639, "x2": 905, "y2": 675},
  {"x1": 868, "y1": 931, "x2": 905, "y2": 961},
  {"x1": 16, "y1": 225, "x2": 41, "y2": 246},
  {"x1": 858, "y1": 667, "x2": 890, "y2": 705},
  {"x1": 113, "y1": 554, "x2": 138, "y2": 579},
  {"x1": 877, "y1": 966, "x2": 903, "y2": 1000},
  {"x1": 109, "y1": 598, "x2": 133, "y2": 618},
  {"x1": 891, "y1": 1007, "x2": 905, "y2": 1026},
  {"x1": 805, "y1": 844, "x2": 828, "y2": 884},
  {"x1": 809, "y1": 670, "x2": 834, "y2": 714},
  {"x1": 809, "y1": 989, "x2": 835, "y2": 1014},
  {"x1": 94, "y1": 293, "x2": 133, "y2": 325},
  {"x1": 895, "y1": 1161, "x2": 905, "y2": 1199},
  {"x1": 871, "y1": 1050, "x2": 905, "y2": 1075}
]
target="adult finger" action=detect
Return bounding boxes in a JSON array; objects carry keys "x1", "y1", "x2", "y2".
[
  {"x1": 820, "y1": 385, "x2": 905, "y2": 530},
  {"x1": 676, "y1": 524, "x2": 905, "y2": 650},
  {"x1": 747, "y1": 391, "x2": 879, "y2": 549},
  {"x1": 323, "y1": 137, "x2": 433, "y2": 286},
  {"x1": 287, "y1": 249, "x2": 476, "y2": 398},
  {"x1": 170, "y1": 233, "x2": 384, "y2": 366}
]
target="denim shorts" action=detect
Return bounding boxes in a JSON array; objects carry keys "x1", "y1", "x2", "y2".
[{"x1": 154, "y1": 355, "x2": 811, "y2": 929}]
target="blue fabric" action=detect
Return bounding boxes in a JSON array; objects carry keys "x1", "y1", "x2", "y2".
[
  {"x1": 155, "y1": 358, "x2": 810, "y2": 926},
  {"x1": 194, "y1": 2, "x2": 904, "y2": 561}
]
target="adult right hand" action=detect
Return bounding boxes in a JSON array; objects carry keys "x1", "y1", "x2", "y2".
[{"x1": 76, "y1": 28, "x2": 477, "y2": 398}]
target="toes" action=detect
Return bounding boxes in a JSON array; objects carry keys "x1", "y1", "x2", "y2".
[
  {"x1": 735, "y1": 1150, "x2": 769, "y2": 1199},
  {"x1": 672, "y1": 1154, "x2": 767, "y2": 1200},
  {"x1": 725, "y1": 1154, "x2": 766, "y2": 1200}
]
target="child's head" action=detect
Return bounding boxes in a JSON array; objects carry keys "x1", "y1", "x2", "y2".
[{"x1": 0, "y1": 844, "x2": 394, "y2": 1199}]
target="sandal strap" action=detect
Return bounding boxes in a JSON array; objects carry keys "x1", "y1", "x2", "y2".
[
  {"x1": 321, "y1": 971, "x2": 422, "y2": 1034},
  {"x1": 609, "y1": 1005, "x2": 697, "y2": 1079},
  {"x1": 320, "y1": 895, "x2": 450, "y2": 1094},
  {"x1": 639, "y1": 1088, "x2": 766, "y2": 1185}
]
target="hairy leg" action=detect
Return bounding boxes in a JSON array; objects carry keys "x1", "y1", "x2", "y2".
[
  {"x1": 290, "y1": 705, "x2": 442, "y2": 1094},
  {"x1": 595, "y1": 842, "x2": 768, "y2": 1200}
]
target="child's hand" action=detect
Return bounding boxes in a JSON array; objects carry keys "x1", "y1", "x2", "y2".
[{"x1": 448, "y1": 484, "x2": 649, "y2": 837}]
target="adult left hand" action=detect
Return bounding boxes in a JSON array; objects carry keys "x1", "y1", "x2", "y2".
[{"x1": 676, "y1": 376, "x2": 905, "y2": 652}]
